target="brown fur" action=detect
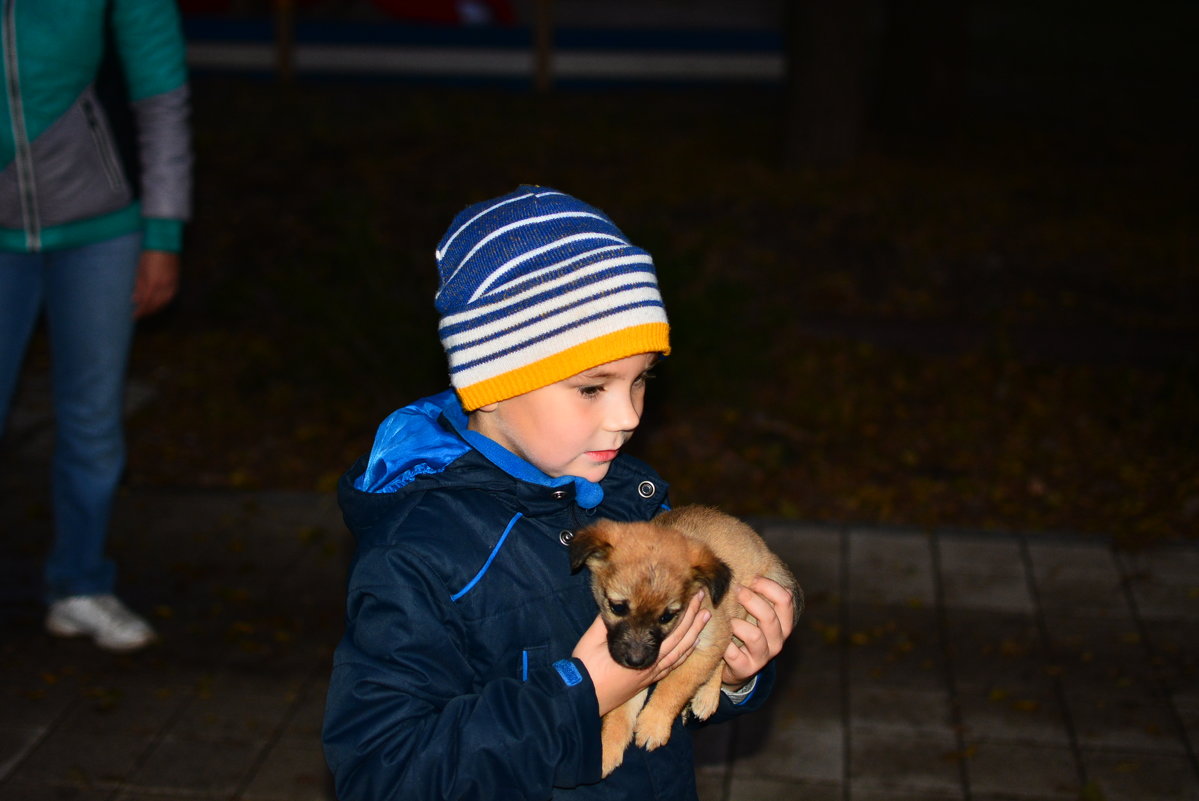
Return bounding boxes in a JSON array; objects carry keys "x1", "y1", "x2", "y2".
[{"x1": 569, "y1": 505, "x2": 803, "y2": 776}]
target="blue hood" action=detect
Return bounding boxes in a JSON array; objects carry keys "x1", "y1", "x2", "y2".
[{"x1": 355, "y1": 389, "x2": 605, "y2": 509}]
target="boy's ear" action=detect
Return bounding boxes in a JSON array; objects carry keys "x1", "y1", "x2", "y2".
[
  {"x1": 691, "y1": 546, "x2": 733, "y2": 606},
  {"x1": 569, "y1": 523, "x2": 615, "y2": 573}
]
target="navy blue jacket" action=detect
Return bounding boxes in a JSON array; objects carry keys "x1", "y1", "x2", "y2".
[{"x1": 323, "y1": 391, "x2": 774, "y2": 801}]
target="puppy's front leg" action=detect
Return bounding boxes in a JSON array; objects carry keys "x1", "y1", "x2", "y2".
[
  {"x1": 600, "y1": 687, "x2": 646, "y2": 777},
  {"x1": 687, "y1": 658, "x2": 726, "y2": 721},
  {"x1": 633, "y1": 645, "x2": 724, "y2": 750}
]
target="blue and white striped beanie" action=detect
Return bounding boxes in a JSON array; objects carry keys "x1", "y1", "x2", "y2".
[{"x1": 435, "y1": 186, "x2": 671, "y2": 410}]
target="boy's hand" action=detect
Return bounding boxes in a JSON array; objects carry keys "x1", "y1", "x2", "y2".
[
  {"x1": 574, "y1": 590, "x2": 709, "y2": 717},
  {"x1": 721, "y1": 577, "x2": 796, "y2": 689}
]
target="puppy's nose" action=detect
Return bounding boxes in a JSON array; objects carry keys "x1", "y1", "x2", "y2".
[
  {"x1": 613, "y1": 639, "x2": 659, "y2": 669},
  {"x1": 623, "y1": 648, "x2": 656, "y2": 669}
]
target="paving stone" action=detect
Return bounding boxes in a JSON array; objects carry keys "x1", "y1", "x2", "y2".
[
  {"x1": 167, "y1": 678, "x2": 300, "y2": 744},
  {"x1": 731, "y1": 700, "x2": 842, "y2": 784},
  {"x1": 942, "y1": 610, "x2": 1050, "y2": 690},
  {"x1": 972, "y1": 795, "x2": 1081, "y2": 801},
  {"x1": 239, "y1": 741, "x2": 334, "y2": 801},
  {"x1": 272, "y1": 683, "x2": 328, "y2": 747},
  {"x1": 849, "y1": 727, "x2": 965, "y2": 797},
  {"x1": 694, "y1": 767, "x2": 727, "y2": 801},
  {"x1": 0, "y1": 778, "x2": 112, "y2": 800},
  {"x1": 1064, "y1": 685, "x2": 1188, "y2": 755},
  {"x1": 791, "y1": 618, "x2": 841, "y2": 679},
  {"x1": 126, "y1": 735, "x2": 265, "y2": 797},
  {"x1": 113, "y1": 792, "x2": 227, "y2": 801},
  {"x1": 47, "y1": 680, "x2": 189, "y2": 741},
  {"x1": 1174, "y1": 687, "x2": 1199, "y2": 745},
  {"x1": 1041, "y1": 614, "x2": 1157, "y2": 686},
  {"x1": 851, "y1": 788, "x2": 964, "y2": 801},
  {"x1": 1122, "y1": 572, "x2": 1199, "y2": 622},
  {"x1": 1081, "y1": 749, "x2": 1199, "y2": 801},
  {"x1": 1122, "y1": 543, "x2": 1199, "y2": 580},
  {"x1": 849, "y1": 684, "x2": 954, "y2": 733},
  {"x1": 759, "y1": 523, "x2": 840, "y2": 602},
  {"x1": 956, "y1": 680, "x2": 1071, "y2": 745},
  {"x1": 1139, "y1": 618, "x2": 1199, "y2": 687},
  {"x1": 1025, "y1": 542, "x2": 1131, "y2": 619},
  {"x1": 965, "y1": 740, "x2": 1079, "y2": 798},
  {"x1": 937, "y1": 534, "x2": 1035, "y2": 614},
  {"x1": 845, "y1": 604, "x2": 945, "y2": 689},
  {"x1": 847, "y1": 528, "x2": 935, "y2": 608},
  {"x1": 9, "y1": 732, "x2": 151, "y2": 787},
  {"x1": 0, "y1": 680, "x2": 77, "y2": 732},
  {"x1": 727, "y1": 775, "x2": 844, "y2": 801},
  {"x1": 0, "y1": 726, "x2": 47, "y2": 782}
]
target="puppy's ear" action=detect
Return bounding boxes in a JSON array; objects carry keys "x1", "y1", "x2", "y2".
[
  {"x1": 691, "y1": 548, "x2": 734, "y2": 606},
  {"x1": 569, "y1": 523, "x2": 614, "y2": 573}
]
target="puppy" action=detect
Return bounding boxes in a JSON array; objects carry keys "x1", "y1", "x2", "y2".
[{"x1": 569, "y1": 505, "x2": 802, "y2": 776}]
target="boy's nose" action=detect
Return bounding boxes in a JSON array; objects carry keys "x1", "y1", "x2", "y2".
[{"x1": 606, "y1": 393, "x2": 642, "y2": 432}]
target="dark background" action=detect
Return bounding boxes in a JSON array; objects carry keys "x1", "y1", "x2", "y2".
[{"x1": 103, "y1": 0, "x2": 1197, "y2": 546}]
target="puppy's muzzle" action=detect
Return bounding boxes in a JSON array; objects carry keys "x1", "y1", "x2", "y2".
[{"x1": 608, "y1": 622, "x2": 663, "y2": 669}]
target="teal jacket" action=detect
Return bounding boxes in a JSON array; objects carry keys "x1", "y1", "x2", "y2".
[{"x1": 0, "y1": 0, "x2": 191, "y2": 253}]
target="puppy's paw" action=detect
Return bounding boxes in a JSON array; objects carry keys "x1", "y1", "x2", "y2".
[
  {"x1": 689, "y1": 684, "x2": 722, "y2": 721},
  {"x1": 600, "y1": 746, "x2": 626, "y2": 777},
  {"x1": 633, "y1": 708, "x2": 674, "y2": 751}
]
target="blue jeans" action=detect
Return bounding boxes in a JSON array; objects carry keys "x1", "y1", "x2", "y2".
[{"x1": 0, "y1": 232, "x2": 141, "y2": 602}]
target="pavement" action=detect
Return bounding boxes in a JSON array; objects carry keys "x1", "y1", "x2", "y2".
[{"x1": 2, "y1": 382, "x2": 1198, "y2": 801}]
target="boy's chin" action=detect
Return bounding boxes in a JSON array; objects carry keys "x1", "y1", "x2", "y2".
[{"x1": 561, "y1": 463, "x2": 612, "y2": 484}]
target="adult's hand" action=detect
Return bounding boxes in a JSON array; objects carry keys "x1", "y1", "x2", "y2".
[{"x1": 133, "y1": 250, "x2": 180, "y2": 318}]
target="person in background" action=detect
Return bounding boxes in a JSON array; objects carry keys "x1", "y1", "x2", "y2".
[{"x1": 0, "y1": 0, "x2": 193, "y2": 652}]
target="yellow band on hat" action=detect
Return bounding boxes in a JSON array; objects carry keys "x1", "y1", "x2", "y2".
[{"x1": 455, "y1": 322, "x2": 671, "y2": 411}]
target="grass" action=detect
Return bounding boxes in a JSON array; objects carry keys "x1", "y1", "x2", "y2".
[{"x1": 125, "y1": 76, "x2": 1198, "y2": 547}]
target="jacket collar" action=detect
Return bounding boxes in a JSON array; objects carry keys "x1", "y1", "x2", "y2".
[{"x1": 354, "y1": 390, "x2": 605, "y2": 510}]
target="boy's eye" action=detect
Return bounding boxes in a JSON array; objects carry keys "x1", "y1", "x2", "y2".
[
  {"x1": 579, "y1": 385, "x2": 603, "y2": 398},
  {"x1": 658, "y1": 609, "x2": 677, "y2": 625},
  {"x1": 609, "y1": 600, "x2": 629, "y2": 616}
]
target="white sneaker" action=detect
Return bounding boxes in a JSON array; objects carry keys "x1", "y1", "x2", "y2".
[{"x1": 45, "y1": 594, "x2": 158, "y2": 653}]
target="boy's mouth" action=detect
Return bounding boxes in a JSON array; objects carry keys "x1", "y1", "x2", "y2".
[{"x1": 586, "y1": 449, "x2": 620, "y2": 462}]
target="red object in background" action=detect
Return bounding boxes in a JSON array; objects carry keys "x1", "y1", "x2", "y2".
[{"x1": 371, "y1": 0, "x2": 514, "y2": 25}]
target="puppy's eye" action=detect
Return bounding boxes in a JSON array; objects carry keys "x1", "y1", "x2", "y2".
[
  {"x1": 609, "y1": 600, "x2": 629, "y2": 617},
  {"x1": 659, "y1": 610, "x2": 677, "y2": 625}
]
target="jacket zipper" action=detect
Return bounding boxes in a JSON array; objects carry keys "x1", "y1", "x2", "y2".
[
  {"x1": 81, "y1": 93, "x2": 126, "y2": 192},
  {"x1": 2, "y1": 0, "x2": 40, "y2": 251}
]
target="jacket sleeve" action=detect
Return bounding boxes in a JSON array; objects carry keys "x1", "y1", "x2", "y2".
[
  {"x1": 691, "y1": 659, "x2": 777, "y2": 730},
  {"x1": 322, "y1": 546, "x2": 604, "y2": 801},
  {"x1": 110, "y1": 0, "x2": 192, "y2": 251}
]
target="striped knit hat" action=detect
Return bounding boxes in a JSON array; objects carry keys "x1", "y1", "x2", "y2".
[{"x1": 435, "y1": 186, "x2": 671, "y2": 411}]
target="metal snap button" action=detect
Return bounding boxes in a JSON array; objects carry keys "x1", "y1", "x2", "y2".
[
  {"x1": 551, "y1": 489, "x2": 568, "y2": 500},
  {"x1": 637, "y1": 481, "x2": 656, "y2": 499},
  {"x1": 559, "y1": 530, "x2": 575, "y2": 545}
]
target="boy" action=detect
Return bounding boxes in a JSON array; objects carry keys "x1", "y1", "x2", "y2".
[{"x1": 323, "y1": 186, "x2": 794, "y2": 800}]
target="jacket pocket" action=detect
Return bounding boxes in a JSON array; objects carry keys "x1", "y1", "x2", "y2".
[
  {"x1": 28, "y1": 86, "x2": 133, "y2": 228},
  {"x1": 520, "y1": 646, "x2": 549, "y2": 682},
  {"x1": 79, "y1": 93, "x2": 126, "y2": 193}
]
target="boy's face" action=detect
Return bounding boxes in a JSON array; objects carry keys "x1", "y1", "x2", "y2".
[{"x1": 469, "y1": 353, "x2": 657, "y2": 483}]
